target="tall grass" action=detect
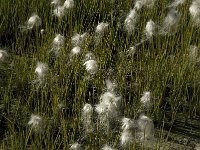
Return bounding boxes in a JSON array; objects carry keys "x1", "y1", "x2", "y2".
[{"x1": 0, "y1": 0, "x2": 200, "y2": 149}]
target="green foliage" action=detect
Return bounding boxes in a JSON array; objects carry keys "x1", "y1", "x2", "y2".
[{"x1": 0, "y1": 0, "x2": 200, "y2": 149}]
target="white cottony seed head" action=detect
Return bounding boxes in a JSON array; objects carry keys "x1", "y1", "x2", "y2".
[
  {"x1": 28, "y1": 114, "x2": 43, "y2": 131},
  {"x1": 83, "y1": 52, "x2": 98, "y2": 74},
  {"x1": 168, "y1": 0, "x2": 186, "y2": 8},
  {"x1": 124, "y1": 9, "x2": 137, "y2": 34},
  {"x1": 82, "y1": 103, "x2": 93, "y2": 115},
  {"x1": 105, "y1": 79, "x2": 117, "y2": 92},
  {"x1": 140, "y1": 91, "x2": 151, "y2": 108},
  {"x1": 96, "y1": 22, "x2": 109, "y2": 34},
  {"x1": 35, "y1": 62, "x2": 48, "y2": 78},
  {"x1": 0, "y1": 50, "x2": 8, "y2": 62},
  {"x1": 188, "y1": 45, "x2": 199, "y2": 63},
  {"x1": 53, "y1": 34, "x2": 65, "y2": 47},
  {"x1": 53, "y1": 6, "x2": 66, "y2": 17},
  {"x1": 83, "y1": 59, "x2": 98, "y2": 74},
  {"x1": 161, "y1": 8, "x2": 181, "y2": 35},
  {"x1": 27, "y1": 14, "x2": 42, "y2": 29},
  {"x1": 137, "y1": 114, "x2": 154, "y2": 140},
  {"x1": 71, "y1": 32, "x2": 88, "y2": 46},
  {"x1": 145, "y1": 20, "x2": 155, "y2": 38},
  {"x1": 121, "y1": 117, "x2": 134, "y2": 131},
  {"x1": 69, "y1": 142, "x2": 82, "y2": 150},
  {"x1": 51, "y1": 0, "x2": 61, "y2": 6},
  {"x1": 134, "y1": 1, "x2": 143, "y2": 10},
  {"x1": 63, "y1": 0, "x2": 74, "y2": 9},
  {"x1": 120, "y1": 130, "x2": 133, "y2": 147},
  {"x1": 189, "y1": 0, "x2": 200, "y2": 25},
  {"x1": 102, "y1": 144, "x2": 116, "y2": 150},
  {"x1": 70, "y1": 46, "x2": 81, "y2": 56}
]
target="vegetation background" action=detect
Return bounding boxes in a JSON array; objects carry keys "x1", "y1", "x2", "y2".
[{"x1": 0, "y1": 0, "x2": 200, "y2": 149}]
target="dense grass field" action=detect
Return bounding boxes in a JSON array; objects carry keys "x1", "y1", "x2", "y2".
[{"x1": 0, "y1": 0, "x2": 200, "y2": 149}]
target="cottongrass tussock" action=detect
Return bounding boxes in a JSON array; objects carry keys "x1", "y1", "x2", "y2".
[
  {"x1": 51, "y1": 0, "x2": 61, "y2": 6},
  {"x1": 127, "y1": 46, "x2": 136, "y2": 56},
  {"x1": 120, "y1": 117, "x2": 135, "y2": 147},
  {"x1": 69, "y1": 142, "x2": 82, "y2": 150},
  {"x1": 105, "y1": 79, "x2": 117, "y2": 93},
  {"x1": 140, "y1": 91, "x2": 151, "y2": 109},
  {"x1": 70, "y1": 46, "x2": 82, "y2": 58},
  {"x1": 81, "y1": 103, "x2": 94, "y2": 134},
  {"x1": 83, "y1": 52, "x2": 98, "y2": 75},
  {"x1": 134, "y1": 0, "x2": 156, "y2": 10},
  {"x1": 95, "y1": 22, "x2": 109, "y2": 45},
  {"x1": 145, "y1": 20, "x2": 156, "y2": 39},
  {"x1": 124, "y1": 9, "x2": 138, "y2": 35},
  {"x1": 160, "y1": 8, "x2": 181, "y2": 35},
  {"x1": 188, "y1": 45, "x2": 200, "y2": 64},
  {"x1": 53, "y1": 6, "x2": 66, "y2": 18},
  {"x1": 136, "y1": 114, "x2": 154, "y2": 141},
  {"x1": 189, "y1": 0, "x2": 200, "y2": 25},
  {"x1": 0, "y1": 49, "x2": 8, "y2": 62},
  {"x1": 28, "y1": 114, "x2": 43, "y2": 132},
  {"x1": 102, "y1": 144, "x2": 117, "y2": 150},
  {"x1": 71, "y1": 32, "x2": 88, "y2": 47},
  {"x1": 167, "y1": 0, "x2": 186, "y2": 8},
  {"x1": 95, "y1": 90, "x2": 121, "y2": 131},
  {"x1": 63, "y1": 0, "x2": 74, "y2": 10},
  {"x1": 52, "y1": 0, "x2": 74, "y2": 17},
  {"x1": 51, "y1": 34, "x2": 65, "y2": 56},
  {"x1": 34, "y1": 62, "x2": 48, "y2": 85},
  {"x1": 95, "y1": 22, "x2": 109, "y2": 34},
  {"x1": 19, "y1": 13, "x2": 42, "y2": 32}
]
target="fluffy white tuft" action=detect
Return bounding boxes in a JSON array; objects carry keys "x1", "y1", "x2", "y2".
[
  {"x1": 189, "y1": 0, "x2": 200, "y2": 25},
  {"x1": 124, "y1": 9, "x2": 137, "y2": 34},
  {"x1": 28, "y1": 114, "x2": 43, "y2": 132},
  {"x1": 160, "y1": 8, "x2": 181, "y2": 35},
  {"x1": 69, "y1": 142, "x2": 82, "y2": 150},
  {"x1": 137, "y1": 114, "x2": 154, "y2": 141}
]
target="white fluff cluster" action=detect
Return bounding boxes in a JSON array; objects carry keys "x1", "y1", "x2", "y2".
[
  {"x1": 28, "y1": 114, "x2": 43, "y2": 132},
  {"x1": 71, "y1": 32, "x2": 88, "y2": 47},
  {"x1": 52, "y1": 0, "x2": 74, "y2": 17},
  {"x1": 19, "y1": 14, "x2": 41, "y2": 31},
  {"x1": 0, "y1": 49, "x2": 8, "y2": 62},
  {"x1": 124, "y1": 9, "x2": 137, "y2": 34},
  {"x1": 189, "y1": 0, "x2": 200, "y2": 25},
  {"x1": 140, "y1": 91, "x2": 151, "y2": 108},
  {"x1": 63, "y1": 0, "x2": 74, "y2": 9},
  {"x1": 160, "y1": 8, "x2": 181, "y2": 35},
  {"x1": 94, "y1": 22, "x2": 109, "y2": 45},
  {"x1": 188, "y1": 45, "x2": 200, "y2": 64},
  {"x1": 105, "y1": 79, "x2": 117, "y2": 92},
  {"x1": 69, "y1": 142, "x2": 82, "y2": 150},
  {"x1": 81, "y1": 103, "x2": 94, "y2": 133},
  {"x1": 120, "y1": 117, "x2": 135, "y2": 147},
  {"x1": 53, "y1": 6, "x2": 66, "y2": 18},
  {"x1": 167, "y1": 0, "x2": 186, "y2": 8},
  {"x1": 51, "y1": 34, "x2": 65, "y2": 56},
  {"x1": 51, "y1": 0, "x2": 61, "y2": 6},
  {"x1": 145, "y1": 20, "x2": 156, "y2": 38},
  {"x1": 70, "y1": 46, "x2": 82, "y2": 58},
  {"x1": 127, "y1": 46, "x2": 136, "y2": 56},
  {"x1": 95, "y1": 22, "x2": 109, "y2": 34},
  {"x1": 134, "y1": 0, "x2": 156, "y2": 10},
  {"x1": 95, "y1": 90, "x2": 121, "y2": 130},
  {"x1": 102, "y1": 144, "x2": 116, "y2": 150},
  {"x1": 35, "y1": 62, "x2": 48, "y2": 80},
  {"x1": 83, "y1": 52, "x2": 98, "y2": 75},
  {"x1": 137, "y1": 114, "x2": 154, "y2": 141}
]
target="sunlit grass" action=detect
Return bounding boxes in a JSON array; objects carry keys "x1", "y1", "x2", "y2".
[{"x1": 0, "y1": 0, "x2": 200, "y2": 149}]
